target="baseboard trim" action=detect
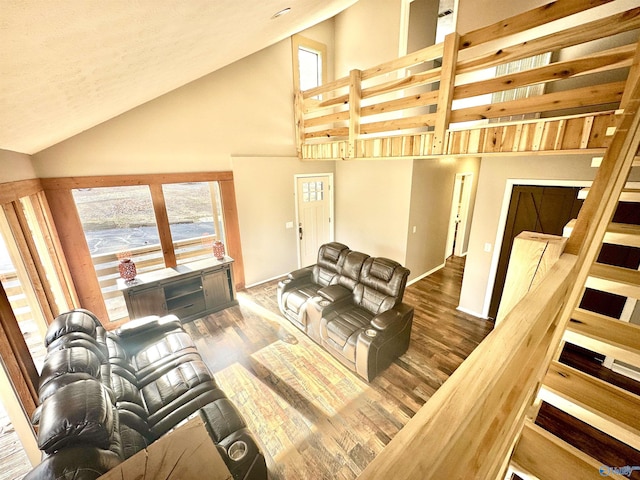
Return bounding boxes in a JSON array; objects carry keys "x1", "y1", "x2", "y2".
[
  {"x1": 456, "y1": 305, "x2": 488, "y2": 319},
  {"x1": 407, "y1": 263, "x2": 446, "y2": 286},
  {"x1": 245, "y1": 273, "x2": 288, "y2": 289}
]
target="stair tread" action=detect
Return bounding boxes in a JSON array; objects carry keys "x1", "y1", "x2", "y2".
[
  {"x1": 564, "y1": 308, "x2": 640, "y2": 366},
  {"x1": 585, "y1": 262, "x2": 640, "y2": 299},
  {"x1": 564, "y1": 221, "x2": 640, "y2": 247},
  {"x1": 511, "y1": 421, "x2": 628, "y2": 480},
  {"x1": 540, "y1": 361, "x2": 640, "y2": 450},
  {"x1": 605, "y1": 222, "x2": 640, "y2": 247},
  {"x1": 578, "y1": 187, "x2": 640, "y2": 202}
]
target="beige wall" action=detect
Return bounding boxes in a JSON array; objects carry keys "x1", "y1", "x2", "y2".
[
  {"x1": 0, "y1": 149, "x2": 36, "y2": 183},
  {"x1": 32, "y1": 39, "x2": 297, "y2": 176},
  {"x1": 458, "y1": 154, "x2": 640, "y2": 318},
  {"x1": 405, "y1": 156, "x2": 480, "y2": 281},
  {"x1": 407, "y1": 0, "x2": 439, "y2": 54},
  {"x1": 232, "y1": 156, "x2": 335, "y2": 286},
  {"x1": 456, "y1": 0, "x2": 547, "y2": 35},
  {"x1": 334, "y1": 0, "x2": 405, "y2": 77},
  {"x1": 335, "y1": 159, "x2": 413, "y2": 263}
]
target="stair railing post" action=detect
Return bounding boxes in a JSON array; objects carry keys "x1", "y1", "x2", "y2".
[
  {"x1": 433, "y1": 32, "x2": 460, "y2": 155},
  {"x1": 348, "y1": 69, "x2": 362, "y2": 159}
]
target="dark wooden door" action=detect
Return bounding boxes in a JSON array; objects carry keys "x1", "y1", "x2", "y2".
[{"x1": 488, "y1": 185, "x2": 583, "y2": 319}]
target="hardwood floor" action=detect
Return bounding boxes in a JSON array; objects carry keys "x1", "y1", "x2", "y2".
[{"x1": 183, "y1": 256, "x2": 494, "y2": 479}]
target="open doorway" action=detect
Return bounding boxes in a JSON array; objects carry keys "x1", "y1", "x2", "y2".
[{"x1": 445, "y1": 172, "x2": 474, "y2": 258}]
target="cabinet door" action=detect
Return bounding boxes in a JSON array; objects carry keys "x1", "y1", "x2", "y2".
[
  {"x1": 127, "y1": 286, "x2": 167, "y2": 319},
  {"x1": 202, "y1": 267, "x2": 232, "y2": 312}
]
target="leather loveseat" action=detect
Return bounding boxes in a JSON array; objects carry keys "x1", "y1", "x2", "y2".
[
  {"x1": 277, "y1": 243, "x2": 413, "y2": 381},
  {"x1": 25, "y1": 309, "x2": 267, "y2": 480}
]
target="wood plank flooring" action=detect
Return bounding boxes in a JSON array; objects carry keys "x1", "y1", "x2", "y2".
[
  {"x1": 183, "y1": 256, "x2": 494, "y2": 479},
  {"x1": 0, "y1": 408, "x2": 30, "y2": 480}
]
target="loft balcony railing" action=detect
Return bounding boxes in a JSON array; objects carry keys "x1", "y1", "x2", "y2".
[{"x1": 295, "y1": 1, "x2": 640, "y2": 160}]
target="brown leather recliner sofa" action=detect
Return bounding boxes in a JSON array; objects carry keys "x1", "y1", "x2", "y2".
[
  {"x1": 25, "y1": 309, "x2": 267, "y2": 480},
  {"x1": 277, "y1": 242, "x2": 413, "y2": 381}
]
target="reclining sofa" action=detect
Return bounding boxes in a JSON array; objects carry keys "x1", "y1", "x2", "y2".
[
  {"x1": 277, "y1": 242, "x2": 413, "y2": 381},
  {"x1": 25, "y1": 309, "x2": 267, "y2": 480}
]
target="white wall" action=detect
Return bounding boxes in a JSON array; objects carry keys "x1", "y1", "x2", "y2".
[
  {"x1": 0, "y1": 149, "x2": 36, "y2": 183},
  {"x1": 29, "y1": 39, "x2": 312, "y2": 285}
]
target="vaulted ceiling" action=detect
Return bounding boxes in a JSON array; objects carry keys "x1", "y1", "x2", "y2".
[{"x1": 0, "y1": 0, "x2": 357, "y2": 155}]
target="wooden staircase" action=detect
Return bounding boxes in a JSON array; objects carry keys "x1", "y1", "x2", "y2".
[{"x1": 508, "y1": 81, "x2": 640, "y2": 478}]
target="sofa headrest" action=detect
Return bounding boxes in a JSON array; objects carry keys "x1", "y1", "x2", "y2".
[
  {"x1": 336, "y1": 251, "x2": 369, "y2": 290},
  {"x1": 39, "y1": 347, "x2": 101, "y2": 392},
  {"x1": 319, "y1": 242, "x2": 349, "y2": 262},
  {"x1": 369, "y1": 257, "x2": 396, "y2": 282},
  {"x1": 45, "y1": 310, "x2": 101, "y2": 348},
  {"x1": 37, "y1": 379, "x2": 115, "y2": 454},
  {"x1": 360, "y1": 257, "x2": 410, "y2": 299}
]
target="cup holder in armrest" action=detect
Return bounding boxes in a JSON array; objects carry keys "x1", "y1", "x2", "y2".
[
  {"x1": 364, "y1": 329, "x2": 378, "y2": 338},
  {"x1": 228, "y1": 440, "x2": 248, "y2": 462},
  {"x1": 319, "y1": 300, "x2": 330, "y2": 307}
]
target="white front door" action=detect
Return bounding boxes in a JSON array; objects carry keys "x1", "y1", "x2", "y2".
[{"x1": 295, "y1": 175, "x2": 333, "y2": 267}]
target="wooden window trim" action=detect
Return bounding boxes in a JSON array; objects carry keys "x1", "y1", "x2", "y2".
[{"x1": 42, "y1": 172, "x2": 245, "y2": 329}]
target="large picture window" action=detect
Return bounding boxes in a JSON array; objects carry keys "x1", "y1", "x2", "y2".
[{"x1": 71, "y1": 180, "x2": 228, "y2": 322}]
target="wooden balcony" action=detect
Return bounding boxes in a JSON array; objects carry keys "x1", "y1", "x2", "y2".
[{"x1": 295, "y1": 1, "x2": 640, "y2": 161}]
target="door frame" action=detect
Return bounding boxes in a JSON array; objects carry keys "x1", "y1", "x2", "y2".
[
  {"x1": 480, "y1": 178, "x2": 592, "y2": 319},
  {"x1": 445, "y1": 172, "x2": 474, "y2": 260},
  {"x1": 294, "y1": 173, "x2": 334, "y2": 268}
]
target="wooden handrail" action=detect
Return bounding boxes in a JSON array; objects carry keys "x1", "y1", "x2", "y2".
[
  {"x1": 358, "y1": 253, "x2": 577, "y2": 479},
  {"x1": 295, "y1": 1, "x2": 639, "y2": 160}
]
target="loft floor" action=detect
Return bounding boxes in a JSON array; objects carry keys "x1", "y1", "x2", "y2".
[{"x1": 182, "y1": 255, "x2": 493, "y2": 479}]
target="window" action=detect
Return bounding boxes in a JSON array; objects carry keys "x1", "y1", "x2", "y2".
[
  {"x1": 71, "y1": 181, "x2": 227, "y2": 322},
  {"x1": 292, "y1": 35, "x2": 327, "y2": 95},
  {"x1": 162, "y1": 182, "x2": 225, "y2": 265},
  {"x1": 490, "y1": 53, "x2": 552, "y2": 123},
  {"x1": 72, "y1": 186, "x2": 162, "y2": 321}
]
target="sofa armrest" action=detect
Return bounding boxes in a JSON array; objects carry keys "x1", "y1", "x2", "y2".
[
  {"x1": 277, "y1": 266, "x2": 314, "y2": 300},
  {"x1": 356, "y1": 303, "x2": 414, "y2": 381},
  {"x1": 317, "y1": 285, "x2": 351, "y2": 302},
  {"x1": 287, "y1": 266, "x2": 314, "y2": 281},
  {"x1": 370, "y1": 303, "x2": 413, "y2": 331},
  {"x1": 115, "y1": 314, "x2": 181, "y2": 338}
]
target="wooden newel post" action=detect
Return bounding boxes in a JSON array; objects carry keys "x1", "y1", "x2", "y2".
[
  {"x1": 348, "y1": 69, "x2": 362, "y2": 159},
  {"x1": 433, "y1": 32, "x2": 460, "y2": 155}
]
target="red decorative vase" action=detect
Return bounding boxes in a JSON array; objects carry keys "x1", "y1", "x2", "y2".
[
  {"x1": 212, "y1": 240, "x2": 226, "y2": 260},
  {"x1": 119, "y1": 258, "x2": 137, "y2": 282}
]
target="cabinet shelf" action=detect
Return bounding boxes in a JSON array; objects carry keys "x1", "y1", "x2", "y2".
[
  {"x1": 165, "y1": 285, "x2": 204, "y2": 302},
  {"x1": 118, "y1": 257, "x2": 237, "y2": 322}
]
